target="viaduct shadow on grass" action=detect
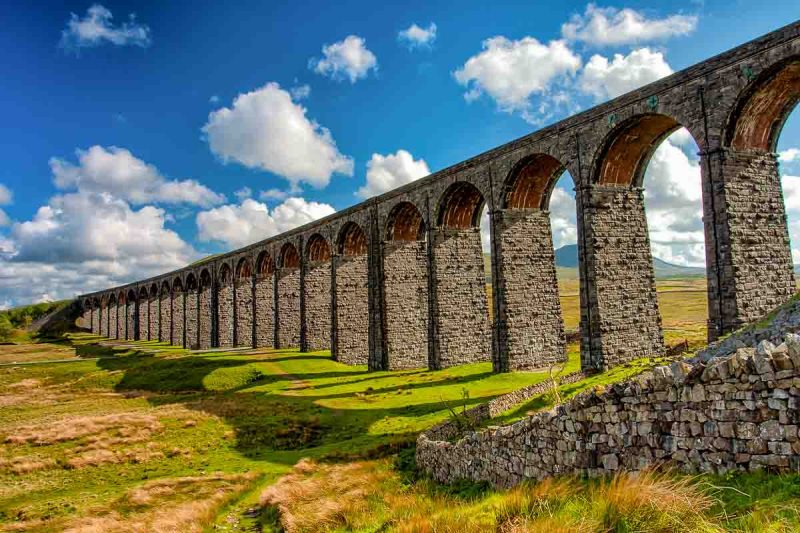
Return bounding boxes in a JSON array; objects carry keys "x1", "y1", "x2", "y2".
[{"x1": 92, "y1": 346, "x2": 512, "y2": 466}]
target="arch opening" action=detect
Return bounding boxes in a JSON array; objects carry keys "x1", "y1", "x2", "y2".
[
  {"x1": 186, "y1": 274, "x2": 197, "y2": 291},
  {"x1": 172, "y1": 278, "x2": 183, "y2": 293},
  {"x1": 160, "y1": 281, "x2": 170, "y2": 296},
  {"x1": 199, "y1": 269, "x2": 212, "y2": 289},
  {"x1": 338, "y1": 222, "x2": 367, "y2": 256},
  {"x1": 504, "y1": 154, "x2": 566, "y2": 209},
  {"x1": 306, "y1": 234, "x2": 331, "y2": 262},
  {"x1": 236, "y1": 258, "x2": 252, "y2": 280},
  {"x1": 219, "y1": 264, "x2": 232, "y2": 284},
  {"x1": 729, "y1": 59, "x2": 800, "y2": 152},
  {"x1": 386, "y1": 202, "x2": 425, "y2": 241},
  {"x1": 257, "y1": 251, "x2": 275, "y2": 277},
  {"x1": 437, "y1": 182, "x2": 485, "y2": 229},
  {"x1": 280, "y1": 243, "x2": 300, "y2": 269},
  {"x1": 597, "y1": 114, "x2": 680, "y2": 187}
]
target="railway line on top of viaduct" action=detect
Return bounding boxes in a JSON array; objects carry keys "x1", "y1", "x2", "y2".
[{"x1": 80, "y1": 20, "x2": 800, "y2": 374}]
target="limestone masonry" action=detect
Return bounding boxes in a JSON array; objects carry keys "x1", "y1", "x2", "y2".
[{"x1": 80, "y1": 22, "x2": 800, "y2": 374}]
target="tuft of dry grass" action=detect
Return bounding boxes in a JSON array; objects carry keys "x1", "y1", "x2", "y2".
[
  {"x1": 261, "y1": 459, "x2": 392, "y2": 532},
  {"x1": 591, "y1": 470, "x2": 716, "y2": 532},
  {"x1": 55, "y1": 472, "x2": 259, "y2": 533},
  {"x1": 3, "y1": 413, "x2": 161, "y2": 446},
  {"x1": 0, "y1": 455, "x2": 57, "y2": 475}
]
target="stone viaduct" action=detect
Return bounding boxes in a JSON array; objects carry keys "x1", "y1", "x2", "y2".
[{"x1": 80, "y1": 22, "x2": 800, "y2": 373}]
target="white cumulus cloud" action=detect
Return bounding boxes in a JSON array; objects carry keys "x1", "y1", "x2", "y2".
[
  {"x1": 454, "y1": 36, "x2": 581, "y2": 123},
  {"x1": 357, "y1": 150, "x2": 430, "y2": 198},
  {"x1": 49, "y1": 145, "x2": 224, "y2": 207},
  {"x1": 0, "y1": 190, "x2": 199, "y2": 305},
  {"x1": 203, "y1": 83, "x2": 354, "y2": 190},
  {"x1": 310, "y1": 35, "x2": 378, "y2": 83},
  {"x1": 196, "y1": 197, "x2": 336, "y2": 249},
  {"x1": 579, "y1": 48, "x2": 673, "y2": 101},
  {"x1": 780, "y1": 148, "x2": 800, "y2": 163},
  {"x1": 643, "y1": 130, "x2": 705, "y2": 266},
  {"x1": 60, "y1": 4, "x2": 151, "y2": 50},
  {"x1": 562, "y1": 4, "x2": 697, "y2": 46},
  {"x1": 398, "y1": 23, "x2": 437, "y2": 49}
]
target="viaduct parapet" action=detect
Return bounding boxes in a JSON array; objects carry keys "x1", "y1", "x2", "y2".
[{"x1": 80, "y1": 21, "x2": 800, "y2": 373}]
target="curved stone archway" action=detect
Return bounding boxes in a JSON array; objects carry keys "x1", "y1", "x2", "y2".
[
  {"x1": 333, "y1": 222, "x2": 369, "y2": 365},
  {"x1": 304, "y1": 234, "x2": 332, "y2": 352}
]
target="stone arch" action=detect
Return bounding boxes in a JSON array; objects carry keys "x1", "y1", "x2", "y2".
[
  {"x1": 137, "y1": 285, "x2": 149, "y2": 341},
  {"x1": 254, "y1": 250, "x2": 276, "y2": 348},
  {"x1": 306, "y1": 233, "x2": 331, "y2": 262},
  {"x1": 304, "y1": 233, "x2": 332, "y2": 351},
  {"x1": 125, "y1": 288, "x2": 137, "y2": 340},
  {"x1": 257, "y1": 251, "x2": 275, "y2": 277},
  {"x1": 107, "y1": 293, "x2": 117, "y2": 339},
  {"x1": 493, "y1": 152, "x2": 572, "y2": 371},
  {"x1": 218, "y1": 263, "x2": 233, "y2": 284},
  {"x1": 386, "y1": 201, "x2": 425, "y2": 241},
  {"x1": 148, "y1": 282, "x2": 159, "y2": 342},
  {"x1": 437, "y1": 181, "x2": 485, "y2": 229},
  {"x1": 116, "y1": 291, "x2": 126, "y2": 339},
  {"x1": 279, "y1": 243, "x2": 300, "y2": 269},
  {"x1": 382, "y1": 200, "x2": 429, "y2": 369},
  {"x1": 593, "y1": 113, "x2": 685, "y2": 187},
  {"x1": 234, "y1": 257, "x2": 254, "y2": 347},
  {"x1": 158, "y1": 280, "x2": 171, "y2": 342},
  {"x1": 503, "y1": 153, "x2": 567, "y2": 209},
  {"x1": 277, "y1": 242, "x2": 301, "y2": 348},
  {"x1": 337, "y1": 222, "x2": 367, "y2": 256},
  {"x1": 236, "y1": 257, "x2": 253, "y2": 280},
  {"x1": 333, "y1": 221, "x2": 369, "y2": 365},
  {"x1": 185, "y1": 273, "x2": 199, "y2": 349},
  {"x1": 171, "y1": 277, "x2": 184, "y2": 347},
  {"x1": 726, "y1": 57, "x2": 800, "y2": 151},
  {"x1": 217, "y1": 263, "x2": 234, "y2": 347},
  {"x1": 431, "y1": 180, "x2": 491, "y2": 369},
  {"x1": 198, "y1": 269, "x2": 213, "y2": 349}
]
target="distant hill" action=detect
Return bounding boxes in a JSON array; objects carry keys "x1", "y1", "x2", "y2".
[
  {"x1": 483, "y1": 244, "x2": 706, "y2": 281},
  {"x1": 555, "y1": 244, "x2": 705, "y2": 278}
]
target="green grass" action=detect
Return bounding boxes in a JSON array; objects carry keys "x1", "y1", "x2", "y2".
[
  {"x1": 0, "y1": 335, "x2": 574, "y2": 530},
  {"x1": 2, "y1": 327, "x2": 799, "y2": 531}
]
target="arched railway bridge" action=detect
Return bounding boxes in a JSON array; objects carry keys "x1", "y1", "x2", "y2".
[{"x1": 80, "y1": 21, "x2": 800, "y2": 373}]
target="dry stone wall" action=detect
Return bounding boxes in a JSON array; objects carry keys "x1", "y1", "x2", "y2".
[
  {"x1": 580, "y1": 186, "x2": 665, "y2": 370},
  {"x1": 235, "y1": 281, "x2": 253, "y2": 347},
  {"x1": 185, "y1": 291, "x2": 199, "y2": 349},
  {"x1": 255, "y1": 276, "x2": 275, "y2": 348},
  {"x1": 304, "y1": 262, "x2": 331, "y2": 351},
  {"x1": 334, "y1": 255, "x2": 369, "y2": 365},
  {"x1": 198, "y1": 288, "x2": 212, "y2": 350},
  {"x1": 382, "y1": 241, "x2": 429, "y2": 369},
  {"x1": 494, "y1": 209, "x2": 566, "y2": 371},
  {"x1": 431, "y1": 228, "x2": 491, "y2": 369},
  {"x1": 277, "y1": 269, "x2": 301, "y2": 348},
  {"x1": 217, "y1": 283, "x2": 234, "y2": 348},
  {"x1": 171, "y1": 293, "x2": 184, "y2": 346},
  {"x1": 418, "y1": 334, "x2": 800, "y2": 488}
]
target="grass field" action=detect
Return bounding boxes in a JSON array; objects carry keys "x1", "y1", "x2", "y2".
[{"x1": 2, "y1": 328, "x2": 800, "y2": 531}]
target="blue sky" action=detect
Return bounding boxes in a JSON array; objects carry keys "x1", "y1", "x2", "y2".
[{"x1": 1, "y1": 0, "x2": 799, "y2": 306}]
